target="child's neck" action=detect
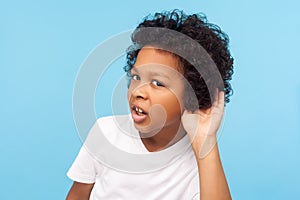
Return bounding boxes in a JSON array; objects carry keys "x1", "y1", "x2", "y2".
[{"x1": 140, "y1": 123, "x2": 186, "y2": 152}]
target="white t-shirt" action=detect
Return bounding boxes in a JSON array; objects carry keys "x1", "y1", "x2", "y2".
[{"x1": 67, "y1": 115, "x2": 200, "y2": 200}]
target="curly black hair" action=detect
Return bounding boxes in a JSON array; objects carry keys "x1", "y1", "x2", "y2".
[{"x1": 124, "y1": 10, "x2": 234, "y2": 111}]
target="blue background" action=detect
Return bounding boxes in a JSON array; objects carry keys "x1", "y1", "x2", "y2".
[{"x1": 1, "y1": 0, "x2": 300, "y2": 199}]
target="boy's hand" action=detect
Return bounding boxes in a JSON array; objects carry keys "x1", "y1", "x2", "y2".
[{"x1": 181, "y1": 90, "x2": 224, "y2": 158}]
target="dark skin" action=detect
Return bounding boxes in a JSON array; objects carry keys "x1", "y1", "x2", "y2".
[
  {"x1": 66, "y1": 48, "x2": 231, "y2": 199},
  {"x1": 66, "y1": 182, "x2": 94, "y2": 200}
]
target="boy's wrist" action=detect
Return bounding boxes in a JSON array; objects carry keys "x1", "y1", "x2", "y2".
[{"x1": 190, "y1": 134, "x2": 218, "y2": 159}]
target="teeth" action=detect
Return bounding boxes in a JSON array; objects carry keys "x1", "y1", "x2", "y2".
[{"x1": 134, "y1": 106, "x2": 144, "y2": 114}]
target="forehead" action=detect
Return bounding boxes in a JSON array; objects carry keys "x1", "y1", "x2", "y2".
[{"x1": 133, "y1": 47, "x2": 181, "y2": 73}]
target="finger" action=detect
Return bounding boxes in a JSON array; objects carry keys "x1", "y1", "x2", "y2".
[
  {"x1": 183, "y1": 108, "x2": 200, "y2": 115},
  {"x1": 181, "y1": 110, "x2": 201, "y2": 132},
  {"x1": 192, "y1": 109, "x2": 201, "y2": 115},
  {"x1": 182, "y1": 110, "x2": 192, "y2": 116},
  {"x1": 181, "y1": 110, "x2": 193, "y2": 123},
  {"x1": 212, "y1": 88, "x2": 219, "y2": 107},
  {"x1": 218, "y1": 91, "x2": 225, "y2": 106}
]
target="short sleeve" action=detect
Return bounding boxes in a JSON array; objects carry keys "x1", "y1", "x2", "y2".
[
  {"x1": 67, "y1": 144, "x2": 98, "y2": 184},
  {"x1": 67, "y1": 120, "x2": 105, "y2": 184}
]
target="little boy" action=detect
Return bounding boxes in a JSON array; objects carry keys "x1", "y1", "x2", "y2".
[{"x1": 66, "y1": 10, "x2": 234, "y2": 200}]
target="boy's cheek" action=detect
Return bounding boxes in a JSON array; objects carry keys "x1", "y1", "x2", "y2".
[{"x1": 127, "y1": 84, "x2": 135, "y2": 97}]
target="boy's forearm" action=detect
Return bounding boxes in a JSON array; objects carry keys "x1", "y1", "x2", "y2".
[{"x1": 194, "y1": 143, "x2": 231, "y2": 200}]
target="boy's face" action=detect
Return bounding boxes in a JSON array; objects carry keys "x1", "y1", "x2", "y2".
[{"x1": 128, "y1": 47, "x2": 185, "y2": 136}]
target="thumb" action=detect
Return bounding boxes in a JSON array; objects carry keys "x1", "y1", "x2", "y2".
[{"x1": 181, "y1": 110, "x2": 200, "y2": 137}]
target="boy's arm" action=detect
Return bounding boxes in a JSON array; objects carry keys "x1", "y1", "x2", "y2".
[
  {"x1": 193, "y1": 139, "x2": 231, "y2": 200},
  {"x1": 66, "y1": 181, "x2": 94, "y2": 200},
  {"x1": 182, "y1": 91, "x2": 231, "y2": 200}
]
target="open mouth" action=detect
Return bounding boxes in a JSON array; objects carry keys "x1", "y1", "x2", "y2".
[
  {"x1": 130, "y1": 104, "x2": 148, "y2": 123},
  {"x1": 132, "y1": 105, "x2": 147, "y2": 116}
]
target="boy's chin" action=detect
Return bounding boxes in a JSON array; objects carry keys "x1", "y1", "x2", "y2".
[{"x1": 134, "y1": 123, "x2": 164, "y2": 138}]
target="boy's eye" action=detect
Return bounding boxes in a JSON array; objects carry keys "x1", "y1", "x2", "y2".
[
  {"x1": 152, "y1": 80, "x2": 164, "y2": 87},
  {"x1": 132, "y1": 74, "x2": 140, "y2": 81}
]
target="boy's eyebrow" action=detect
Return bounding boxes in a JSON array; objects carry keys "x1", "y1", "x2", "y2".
[
  {"x1": 131, "y1": 67, "x2": 171, "y2": 80},
  {"x1": 150, "y1": 71, "x2": 171, "y2": 80}
]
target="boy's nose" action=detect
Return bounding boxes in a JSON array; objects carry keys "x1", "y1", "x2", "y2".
[{"x1": 131, "y1": 83, "x2": 149, "y2": 100}]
